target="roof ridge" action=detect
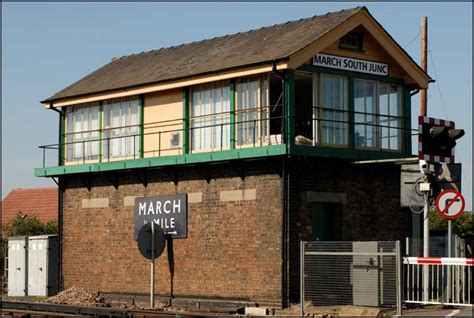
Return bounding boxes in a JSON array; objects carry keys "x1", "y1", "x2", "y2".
[{"x1": 110, "y1": 6, "x2": 363, "y2": 61}]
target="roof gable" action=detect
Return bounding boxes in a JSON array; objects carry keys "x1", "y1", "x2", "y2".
[{"x1": 287, "y1": 8, "x2": 430, "y2": 88}]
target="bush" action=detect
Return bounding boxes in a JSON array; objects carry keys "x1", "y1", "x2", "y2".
[
  {"x1": 7, "y1": 215, "x2": 57, "y2": 237},
  {"x1": 430, "y1": 209, "x2": 474, "y2": 238}
]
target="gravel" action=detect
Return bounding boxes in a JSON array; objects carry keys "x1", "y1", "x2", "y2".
[{"x1": 45, "y1": 286, "x2": 104, "y2": 307}]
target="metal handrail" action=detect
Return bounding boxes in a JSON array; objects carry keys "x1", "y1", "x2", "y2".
[
  {"x1": 38, "y1": 103, "x2": 416, "y2": 167},
  {"x1": 39, "y1": 115, "x2": 285, "y2": 167}
]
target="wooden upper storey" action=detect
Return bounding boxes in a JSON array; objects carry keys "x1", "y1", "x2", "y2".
[{"x1": 35, "y1": 7, "x2": 427, "y2": 177}]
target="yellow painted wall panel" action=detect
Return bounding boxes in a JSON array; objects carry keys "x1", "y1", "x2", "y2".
[{"x1": 143, "y1": 88, "x2": 183, "y2": 157}]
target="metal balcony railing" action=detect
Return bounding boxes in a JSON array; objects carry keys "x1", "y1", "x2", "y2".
[
  {"x1": 38, "y1": 105, "x2": 417, "y2": 168},
  {"x1": 38, "y1": 105, "x2": 286, "y2": 168}
]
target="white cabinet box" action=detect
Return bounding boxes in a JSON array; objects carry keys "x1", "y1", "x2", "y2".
[
  {"x1": 7, "y1": 236, "x2": 28, "y2": 296},
  {"x1": 27, "y1": 235, "x2": 58, "y2": 296}
]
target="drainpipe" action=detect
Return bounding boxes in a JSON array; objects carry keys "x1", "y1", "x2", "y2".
[
  {"x1": 47, "y1": 102, "x2": 64, "y2": 291},
  {"x1": 273, "y1": 62, "x2": 290, "y2": 308},
  {"x1": 272, "y1": 62, "x2": 286, "y2": 143}
]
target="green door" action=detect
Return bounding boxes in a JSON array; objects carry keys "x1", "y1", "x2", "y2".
[{"x1": 311, "y1": 203, "x2": 342, "y2": 241}]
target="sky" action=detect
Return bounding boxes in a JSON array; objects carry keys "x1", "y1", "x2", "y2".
[{"x1": 1, "y1": 2, "x2": 472, "y2": 210}]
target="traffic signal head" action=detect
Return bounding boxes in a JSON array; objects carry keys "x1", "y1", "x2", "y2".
[{"x1": 418, "y1": 116, "x2": 464, "y2": 164}]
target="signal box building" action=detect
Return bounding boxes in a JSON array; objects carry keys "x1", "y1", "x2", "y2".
[{"x1": 35, "y1": 7, "x2": 430, "y2": 308}]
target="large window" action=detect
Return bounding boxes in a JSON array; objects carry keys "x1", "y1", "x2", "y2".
[
  {"x1": 190, "y1": 82, "x2": 230, "y2": 151},
  {"x1": 235, "y1": 77, "x2": 268, "y2": 146},
  {"x1": 316, "y1": 74, "x2": 349, "y2": 146},
  {"x1": 354, "y1": 80, "x2": 378, "y2": 148},
  {"x1": 103, "y1": 97, "x2": 140, "y2": 159},
  {"x1": 379, "y1": 83, "x2": 402, "y2": 151},
  {"x1": 65, "y1": 103, "x2": 100, "y2": 162},
  {"x1": 354, "y1": 79, "x2": 402, "y2": 151}
]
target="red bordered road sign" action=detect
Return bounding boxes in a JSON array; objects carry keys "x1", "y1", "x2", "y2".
[{"x1": 435, "y1": 189, "x2": 465, "y2": 220}]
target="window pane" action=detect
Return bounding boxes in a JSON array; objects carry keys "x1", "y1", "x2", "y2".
[
  {"x1": 320, "y1": 75, "x2": 348, "y2": 146},
  {"x1": 354, "y1": 79, "x2": 377, "y2": 148},
  {"x1": 236, "y1": 78, "x2": 261, "y2": 146},
  {"x1": 190, "y1": 82, "x2": 230, "y2": 151}
]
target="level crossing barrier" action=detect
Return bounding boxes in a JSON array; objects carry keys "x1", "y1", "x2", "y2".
[{"x1": 403, "y1": 256, "x2": 473, "y2": 307}]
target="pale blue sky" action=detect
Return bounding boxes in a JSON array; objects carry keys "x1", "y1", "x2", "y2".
[{"x1": 2, "y1": 2, "x2": 472, "y2": 209}]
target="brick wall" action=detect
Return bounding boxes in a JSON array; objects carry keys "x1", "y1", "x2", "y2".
[
  {"x1": 59, "y1": 156, "x2": 410, "y2": 307},
  {"x1": 287, "y1": 157, "x2": 410, "y2": 302},
  {"x1": 60, "y1": 160, "x2": 283, "y2": 307}
]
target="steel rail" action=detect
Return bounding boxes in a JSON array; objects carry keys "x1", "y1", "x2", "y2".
[{"x1": 0, "y1": 300, "x2": 221, "y2": 317}]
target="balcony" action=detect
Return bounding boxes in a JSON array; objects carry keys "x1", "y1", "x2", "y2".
[
  {"x1": 35, "y1": 107, "x2": 287, "y2": 177},
  {"x1": 35, "y1": 102, "x2": 414, "y2": 178}
]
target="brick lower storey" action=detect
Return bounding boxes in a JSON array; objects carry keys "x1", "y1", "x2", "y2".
[
  {"x1": 58, "y1": 157, "x2": 411, "y2": 308},
  {"x1": 60, "y1": 161, "x2": 284, "y2": 307}
]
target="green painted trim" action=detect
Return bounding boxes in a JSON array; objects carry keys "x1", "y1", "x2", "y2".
[
  {"x1": 285, "y1": 70, "x2": 295, "y2": 151},
  {"x1": 348, "y1": 76, "x2": 355, "y2": 149},
  {"x1": 59, "y1": 111, "x2": 65, "y2": 166},
  {"x1": 139, "y1": 95, "x2": 144, "y2": 158},
  {"x1": 98, "y1": 102, "x2": 103, "y2": 163},
  {"x1": 182, "y1": 88, "x2": 189, "y2": 154},
  {"x1": 229, "y1": 80, "x2": 235, "y2": 149},
  {"x1": 34, "y1": 144, "x2": 287, "y2": 177},
  {"x1": 290, "y1": 145, "x2": 412, "y2": 161},
  {"x1": 403, "y1": 86, "x2": 412, "y2": 155},
  {"x1": 298, "y1": 65, "x2": 405, "y2": 85}
]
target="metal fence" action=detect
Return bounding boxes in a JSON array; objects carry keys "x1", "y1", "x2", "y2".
[
  {"x1": 404, "y1": 257, "x2": 473, "y2": 306},
  {"x1": 406, "y1": 236, "x2": 467, "y2": 258},
  {"x1": 300, "y1": 241, "x2": 401, "y2": 316}
]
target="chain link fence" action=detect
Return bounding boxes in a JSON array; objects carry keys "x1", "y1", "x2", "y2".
[{"x1": 300, "y1": 241, "x2": 401, "y2": 316}]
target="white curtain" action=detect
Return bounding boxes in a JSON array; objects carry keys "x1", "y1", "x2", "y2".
[
  {"x1": 103, "y1": 97, "x2": 139, "y2": 159},
  {"x1": 66, "y1": 103, "x2": 99, "y2": 162},
  {"x1": 190, "y1": 82, "x2": 230, "y2": 151},
  {"x1": 236, "y1": 79, "x2": 260, "y2": 146}
]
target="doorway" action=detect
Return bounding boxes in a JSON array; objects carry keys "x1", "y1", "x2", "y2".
[{"x1": 311, "y1": 203, "x2": 342, "y2": 241}]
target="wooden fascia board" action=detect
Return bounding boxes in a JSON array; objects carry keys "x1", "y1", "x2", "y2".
[
  {"x1": 358, "y1": 10, "x2": 429, "y2": 88},
  {"x1": 287, "y1": 11, "x2": 430, "y2": 89},
  {"x1": 44, "y1": 62, "x2": 288, "y2": 108}
]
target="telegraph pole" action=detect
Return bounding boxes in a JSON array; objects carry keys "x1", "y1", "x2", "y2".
[
  {"x1": 420, "y1": 16, "x2": 430, "y2": 302},
  {"x1": 420, "y1": 16, "x2": 428, "y2": 117}
]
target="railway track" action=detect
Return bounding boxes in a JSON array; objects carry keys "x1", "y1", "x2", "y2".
[{"x1": 1, "y1": 301, "x2": 225, "y2": 317}]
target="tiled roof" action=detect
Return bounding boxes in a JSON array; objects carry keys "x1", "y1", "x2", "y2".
[
  {"x1": 1, "y1": 187, "x2": 58, "y2": 229},
  {"x1": 44, "y1": 6, "x2": 364, "y2": 102}
]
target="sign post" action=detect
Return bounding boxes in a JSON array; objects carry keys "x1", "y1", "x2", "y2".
[
  {"x1": 435, "y1": 189, "x2": 465, "y2": 301},
  {"x1": 137, "y1": 222, "x2": 166, "y2": 308},
  {"x1": 151, "y1": 221, "x2": 155, "y2": 308},
  {"x1": 134, "y1": 194, "x2": 188, "y2": 308}
]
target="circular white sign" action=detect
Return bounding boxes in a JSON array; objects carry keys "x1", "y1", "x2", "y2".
[{"x1": 435, "y1": 189, "x2": 465, "y2": 220}]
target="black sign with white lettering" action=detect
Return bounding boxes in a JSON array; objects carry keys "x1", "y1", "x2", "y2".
[{"x1": 134, "y1": 194, "x2": 187, "y2": 239}]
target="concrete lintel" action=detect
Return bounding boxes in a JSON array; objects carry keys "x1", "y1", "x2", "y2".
[
  {"x1": 306, "y1": 191, "x2": 347, "y2": 204},
  {"x1": 123, "y1": 196, "x2": 137, "y2": 207},
  {"x1": 188, "y1": 192, "x2": 203, "y2": 203},
  {"x1": 220, "y1": 189, "x2": 256, "y2": 202},
  {"x1": 82, "y1": 198, "x2": 109, "y2": 209}
]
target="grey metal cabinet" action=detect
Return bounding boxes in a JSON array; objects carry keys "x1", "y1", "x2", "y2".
[
  {"x1": 27, "y1": 235, "x2": 58, "y2": 296},
  {"x1": 7, "y1": 236, "x2": 28, "y2": 296}
]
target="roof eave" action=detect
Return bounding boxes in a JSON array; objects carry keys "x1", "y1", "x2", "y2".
[{"x1": 41, "y1": 57, "x2": 290, "y2": 106}]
